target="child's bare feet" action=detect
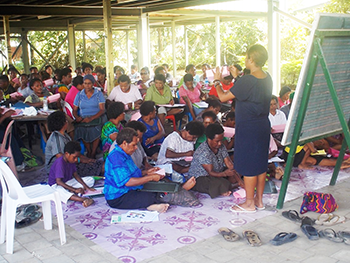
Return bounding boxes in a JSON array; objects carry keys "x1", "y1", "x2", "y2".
[
  {"x1": 340, "y1": 163, "x2": 350, "y2": 169},
  {"x1": 298, "y1": 164, "x2": 315, "y2": 170},
  {"x1": 221, "y1": 191, "x2": 232, "y2": 197},
  {"x1": 82, "y1": 198, "x2": 94, "y2": 207},
  {"x1": 147, "y1": 203, "x2": 169, "y2": 213},
  {"x1": 182, "y1": 177, "x2": 196, "y2": 190}
]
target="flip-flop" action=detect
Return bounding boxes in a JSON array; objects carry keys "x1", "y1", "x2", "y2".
[
  {"x1": 255, "y1": 206, "x2": 266, "y2": 211},
  {"x1": 270, "y1": 232, "x2": 298, "y2": 246},
  {"x1": 23, "y1": 204, "x2": 40, "y2": 217},
  {"x1": 218, "y1": 227, "x2": 240, "y2": 242},
  {"x1": 316, "y1": 213, "x2": 346, "y2": 226},
  {"x1": 301, "y1": 216, "x2": 316, "y2": 226},
  {"x1": 27, "y1": 211, "x2": 42, "y2": 225},
  {"x1": 319, "y1": 228, "x2": 344, "y2": 243},
  {"x1": 243, "y1": 230, "x2": 262, "y2": 247},
  {"x1": 282, "y1": 210, "x2": 303, "y2": 223},
  {"x1": 230, "y1": 205, "x2": 256, "y2": 213},
  {"x1": 301, "y1": 225, "x2": 319, "y2": 240},
  {"x1": 15, "y1": 218, "x2": 32, "y2": 229},
  {"x1": 337, "y1": 231, "x2": 350, "y2": 245}
]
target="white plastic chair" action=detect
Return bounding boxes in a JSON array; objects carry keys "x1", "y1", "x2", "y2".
[
  {"x1": 0, "y1": 120, "x2": 18, "y2": 178},
  {"x1": 0, "y1": 160, "x2": 66, "y2": 254},
  {"x1": 63, "y1": 101, "x2": 75, "y2": 120}
]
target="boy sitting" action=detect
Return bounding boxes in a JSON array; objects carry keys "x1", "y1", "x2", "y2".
[{"x1": 49, "y1": 141, "x2": 95, "y2": 207}]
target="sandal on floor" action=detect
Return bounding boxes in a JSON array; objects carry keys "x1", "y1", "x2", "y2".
[
  {"x1": 301, "y1": 216, "x2": 316, "y2": 226},
  {"x1": 218, "y1": 227, "x2": 240, "y2": 242},
  {"x1": 315, "y1": 213, "x2": 346, "y2": 226},
  {"x1": 243, "y1": 230, "x2": 262, "y2": 247},
  {"x1": 270, "y1": 232, "x2": 298, "y2": 246},
  {"x1": 301, "y1": 225, "x2": 319, "y2": 240},
  {"x1": 282, "y1": 210, "x2": 303, "y2": 223},
  {"x1": 319, "y1": 228, "x2": 344, "y2": 243},
  {"x1": 337, "y1": 231, "x2": 350, "y2": 245}
]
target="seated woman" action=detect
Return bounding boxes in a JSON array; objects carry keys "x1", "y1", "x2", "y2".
[
  {"x1": 269, "y1": 95, "x2": 287, "y2": 142},
  {"x1": 157, "y1": 121, "x2": 204, "y2": 173},
  {"x1": 222, "y1": 111, "x2": 236, "y2": 150},
  {"x1": 17, "y1": 74, "x2": 33, "y2": 99},
  {"x1": 209, "y1": 73, "x2": 234, "y2": 99},
  {"x1": 138, "y1": 101, "x2": 165, "y2": 160},
  {"x1": 137, "y1": 67, "x2": 153, "y2": 96},
  {"x1": 195, "y1": 97, "x2": 221, "y2": 122},
  {"x1": 179, "y1": 73, "x2": 206, "y2": 120},
  {"x1": 101, "y1": 101, "x2": 125, "y2": 160},
  {"x1": 106, "y1": 74, "x2": 142, "y2": 121},
  {"x1": 45, "y1": 111, "x2": 103, "y2": 176},
  {"x1": 189, "y1": 123, "x2": 243, "y2": 198},
  {"x1": 24, "y1": 78, "x2": 52, "y2": 108},
  {"x1": 104, "y1": 127, "x2": 169, "y2": 212},
  {"x1": 195, "y1": 111, "x2": 217, "y2": 150},
  {"x1": 278, "y1": 86, "x2": 292, "y2": 108},
  {"x1": 145, "y1": 74, "x2": 183, "y2": 127},
  {"x1": 73, "y1": 74, "x2": 106, "y2": 159}
]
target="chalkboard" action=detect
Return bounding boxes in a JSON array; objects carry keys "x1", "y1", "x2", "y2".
[{"x1": 282, "y1": 13, "x2": 350, "y2": 146}]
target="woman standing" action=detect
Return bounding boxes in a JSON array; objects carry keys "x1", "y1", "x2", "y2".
[
  {"x1": 214, "y1": 44, "x2": 272, "y2": 212},
  {"x1": 73, "y1": 74, "x2": 106, "y2": 159}
]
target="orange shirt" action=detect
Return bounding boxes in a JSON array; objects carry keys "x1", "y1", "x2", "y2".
[{"x1": 209, "y1": 82, "x2": 233, "y2": 97}]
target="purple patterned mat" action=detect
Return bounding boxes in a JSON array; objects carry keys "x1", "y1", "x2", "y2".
[{"x1": 51, "y1": 166, "x2": 350, "y2": 263}]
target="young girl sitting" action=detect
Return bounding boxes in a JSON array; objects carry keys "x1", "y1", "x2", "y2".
[
  {"x1": 138, "y1": 101, "x2": 165, "y2": 161},
  {"x1": 101, "y1": 101, "x2": 125, "y2": 160},
  {"x1": 24, "y1": 78, "x2": 52, "y2": 108}
]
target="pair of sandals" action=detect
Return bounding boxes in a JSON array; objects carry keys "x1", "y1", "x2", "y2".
[
  {"x1": 319, "y1": 229, "x2": 350, "y2": 244},
  {"x1": 218, "y1": 228, "x2": 262, "y2": 247},
  {"x1": 282, "y1": 210, "x2": 319, "y2": 240},
  {"x1": 315, "y1": 213, "x2": 346, "y2": 226},
  {"x1": 15, "y1": 204, "x2": 42, "y2": 229}
]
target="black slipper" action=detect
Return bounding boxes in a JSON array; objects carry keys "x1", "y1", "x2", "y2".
[
  {"x1": 301, "y1": 225, "x2": 319, "y2": 240},
  {"x1": 319, "y1": 229, "x2": 344, "y2": 243},
  {"x1": 282, "y1": 210, "x2": 303, "y2": 223},
  {"x1": 301, "y1": 216, "x2": 316, "y2": 226},
  {"x1": 15, "y1": 218, "x2": 32, "y2": 229},
  {"x1": 270, "y1": 232, "x2": 298, "y2": 246}
]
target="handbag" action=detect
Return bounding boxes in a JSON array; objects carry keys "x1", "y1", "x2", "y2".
[{"x1": 300, "y1": 191, "x2": 338, "y2": 214}]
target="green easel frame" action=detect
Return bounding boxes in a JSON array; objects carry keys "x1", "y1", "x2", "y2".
[{"x1": 276, "y1": 30, "x2": 350, "y2": 209}]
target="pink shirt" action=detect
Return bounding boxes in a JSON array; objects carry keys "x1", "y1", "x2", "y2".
[
  {"x1": 64, "y1": 86, "x2": 79, "y2": 118},
  {"x1": 179, "y1": 82, "x2": 201, "y2": 104}
]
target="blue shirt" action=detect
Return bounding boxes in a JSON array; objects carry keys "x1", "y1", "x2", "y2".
[
  {"x1": 73, "y1": 88, "x2": 105, "y2": 117},
  {"x1": 104, "y1": 144, "x2": 143, "y2": 200}
]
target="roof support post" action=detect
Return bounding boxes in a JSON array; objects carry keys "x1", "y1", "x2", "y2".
[
  {"x1": 267, "y1": 0, "x2": 280, "y2": 95},
  {"x1": 82, "y1": 31, "x2": 87, "y2": 63},
  {"x1": 3, "y1": 16, "x2": 11, "y2": 66},
  {"x1": 137, "y1": 13, "x2": 150, "y2": 68},
  {"x1": 126, "y1": 30, "x2": 131, "y2": 73},
  {"x1": 171, "y1": 20, "x2": 176, "y2": 78},
  {"x1": 68, "y1": 24, "x2": 76, "y2": 70},
  {"x1": 215, "y1": 16, "x2": 221, "y2": 67},
  {"x1": 184, "y1": 26, "x2": 188, "y2": 68},
  {"x1": 21, "y1": 31, "x2": 30, "y2": 73},
  {"x1": 103, "y1": 0, "x2": 114, "y2": 94}
]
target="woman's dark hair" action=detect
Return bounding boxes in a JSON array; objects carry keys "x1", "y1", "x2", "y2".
[
  {"x1": 72, "y1": 75, "x2": 84, "y2": 87},
  {"x1": 45, "y1": 65, "x2": 52, "y2": 70},
  {"x1": 118, "y1": 74, "x2": 131, "y2": 84},
  {"x1": 140, "y1": 101, "x2": 156, "y2": 116},
  {"x1": 107, "y1": 102, "x2": 125, "y2": 120},
  {"x1": 185, "y1": 121, "x2": 205, "y2": 137},
  {"x1": 185, "y1": 64, "x2": 195, "y2": 72},
  {"x1": 48, "y1": 111, "x2": 67, "y2": 132},
  {"x1": 58, "y1": 67, "x2": 72, "y2": 81},
  {"x1": 183, "y1": 73, "x2": 193, "y2": 83},
  {"x1": 116, "y1": 127, "x2": 138, "y2": 145},
  {"x1": 7, "y1": 67, "x2": 19, "y2": 75},
  {"x1": 114, "y1": 65, "x2": 125, "y2": 74},
  {"x1": 271, "y1": 94, "x2": 278, "y2": 103},
  {"x1": 64, "y1": 141, "x2": 81, "y2": 154},
  {"x1": 154, "y1": 66, "x2": 165, "y2": 76},
  {"x1": 226, "y1": 111, "x2": 236, "y2": 120},
  {"x1": 206, "y1": 98, "x2": 221, "y2": 110},
  {"x1": 233, "y1": 64, "x2": 242, "y2": 72},
  {"x1": 40, "y1": 71, "x2": 51, "y2": 81},
  {"x1": 0, "y1": 75, "x2": 9, "y2": 82},
  {"x1": 82, "y1": 62, "x2": 93, "y2": 72},
  {"x1": 126, "y1": 121, "x2": 146, "y2": 133},
  {"x1": 205, "y1": 123, "x2": 224, "y2": 140},
  {"x1": 141, "y1": 67, "x2": 150, "y2": 74},
  {"x1": 279, "y1": 86, "x2": 292, "y2": 98},
  {"x1": 247, "y1": 44, "x2": 268, "y2": 68},
  {"x1": 96, "y1": 67, "x2": 106, "y2": 75},
  {"x1": 202, "y1": 63, "x2": 210, "y2": 68},
  {"x1": 29, "y1": 78, "x2": 42, "y2": 89},
  {"x1": 154, "y1": 74, "x2": 166, "y2": 83},
  {"x1": 202, "y1": 111, "x2": 217, "y2": 122}
]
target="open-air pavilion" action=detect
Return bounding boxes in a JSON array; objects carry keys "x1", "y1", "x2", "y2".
[{"x1": 0, "y1": 0, "x2": 316, "y2": 94}]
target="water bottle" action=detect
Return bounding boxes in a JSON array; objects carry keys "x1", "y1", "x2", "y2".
[
  {"x1": 43, "y1": 97, "x2": 48, "y2": 111},
  {"x1": 204, "y1": 77, "x2": 209, "y2": 89}
]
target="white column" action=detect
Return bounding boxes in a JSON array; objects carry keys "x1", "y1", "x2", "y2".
[
  {"x1": 171, "y1": 21, "x2": 176, "y2": 78},
  {"x1": 67, "y1": 24, "x2": 76, "y2": 70},
  {"x1": 215, "y1": 16, "x2": 221, "y2": 67},
  {"x1": 82, "y1": 30, "x2": 87, "y2": 62},
  {"x1": 3, "y1": 16, "x2": 11, "y2": 66},
  {"x1": 275, "y1": 0, "x2": 281, "y2": 95},
  {"x1": 268, "y1": 0, "x2": 279, "y2": 95},
  {"x1": 103, "y1": 0, "x2": 114, "y2": 94},
  {"x1": 184, "y1": 26, "x2": 188, "y2": 67},
  {"x1": 137, "y1": 14, "x2": 150, "y2": 68},
  {"x1": 126, "y1": 30, "x2": 131, "y2": 72}
]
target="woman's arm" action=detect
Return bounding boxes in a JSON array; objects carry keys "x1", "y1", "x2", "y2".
[
  {"x1": 73, "y1": 105, "x2": 83, "y2": 123},
  {"x1": 125, "y1": 174, "x2": 162, "y2": 186},
  {"x1": 146, "y1": 119, "x2": 165, "y2": 145},
  {"x1": 165, "y1": 148, "x2": 193, "y2": 158},
  {"x1": 182, "y1": 95, "x2": 196, "y2": 120},
  {"x1": 201, "y1": 163, "x2": 234, "y2": 177},
  {"x1": 213, "y1": 66, "x2": 235, "y2": 102}
]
